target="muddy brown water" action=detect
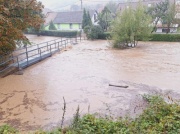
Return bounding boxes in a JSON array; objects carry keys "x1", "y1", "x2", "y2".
[{"x1": 0, "y1": 35, "x2": 180, "y2": 132}]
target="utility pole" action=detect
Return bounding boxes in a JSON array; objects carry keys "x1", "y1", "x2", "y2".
[{"x1": 80, "y1": 0, "x2": 83, "y2": 10}]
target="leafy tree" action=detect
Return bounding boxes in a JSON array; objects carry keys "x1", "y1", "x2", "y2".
[
  {"x1": 49, "y1": 21, "x2": 57, "y2": 30},
  {"x1": 175, "y1": 1, "x2": 180, "y2": 25},
  {"x1": 163, "y1": 3, "x2": 176, "y2": 33},
  {"x1": 98, "y1": 13, "x2": 107, "y2": 31},
  {"x1": 147, "y1": 0, "x2": 176, "y2": 33},
  {"x1": 111, "y1": 3, "x2": 152, "y2": 48},
  {"x1": 0, "y1": 0, "x2": 44, "y2": 55}
]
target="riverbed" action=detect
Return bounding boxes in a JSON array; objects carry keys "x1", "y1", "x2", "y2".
[{"x1": 0, "y1": 35, "x2": 180, "y2": 132}]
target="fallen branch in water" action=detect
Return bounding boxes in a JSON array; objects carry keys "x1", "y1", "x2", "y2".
[{"x1": 109, "y1": 84, "x2": 128, "y2": 88}]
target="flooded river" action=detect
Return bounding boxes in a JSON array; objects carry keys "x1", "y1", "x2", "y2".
[{"x1": 0, "y1": 35, "x2": 180, "y2": 132}]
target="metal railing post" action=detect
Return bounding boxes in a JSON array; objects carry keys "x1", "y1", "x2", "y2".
[
  {"x1": 26, "y1": 46, "x2": 29, "y2": 65},
  {"x1": 50, "y1": 44, "x2": 52, "y2": 55},
  {"x1": 65, "y1": 40, "x2": 67, "y2": 49},
  {"x1": 37, "y1": 44, "x2": 40, "y2": 54},
  {"x1": 47, "y1": 42, "x2": 49, "y2": 51},
  {"x1": 39, "y1": 48, "x2": 42, "y2": 60},
  {"x1": 58, "y1": 42, "x2": 60, "y2": 51},
  {"x1": 17, "y1": 57, "x2": 20, "y2": 70}
]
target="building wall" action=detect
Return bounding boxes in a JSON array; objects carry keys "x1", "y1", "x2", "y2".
[
  {"x1": 156, "y1": 28, "x2": 178, "y2": 33},
  {"x1": 45, "y1": 23, "x2": 81, "y2": 30},
  {"x1": 91, "y1": 12, "x2": 98, "y2": 25}
]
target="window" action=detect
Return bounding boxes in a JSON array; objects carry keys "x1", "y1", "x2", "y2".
[
  {"x1": 162, "y1": 28, "x2": 170, "y2": 33},
  {"x1": 70, "y1": 23, "x2": 72, "y2": 29},
  {"x1": 58, "y1": 24, "x2": 61, "y2": 29},
  {"x1": 79, "y1": 24, "x2": 82, "y2": 29},
  {"x1": 94, "y1": 14, "x2": 96, "y2": 21}
]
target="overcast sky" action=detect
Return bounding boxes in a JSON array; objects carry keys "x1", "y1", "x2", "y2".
[
  {"x1": 38, "y1": 0, "x2": 125, "y2": 10},
  {"x1": 38, "y1": 0, "x2": 77, "y2": 9}
]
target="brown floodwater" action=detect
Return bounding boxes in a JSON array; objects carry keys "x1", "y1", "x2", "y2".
[{"x1": 0, "y1": 35, "x2": 180, "y2": 132}]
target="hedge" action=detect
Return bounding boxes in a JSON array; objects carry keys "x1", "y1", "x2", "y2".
[
  {"x1": 98, "y1": 32, "x2": 112, "y2": 39},
  {"x1": 98, "y1": 33, "x2": 180, "y2": 42},
  {"x1": 40, "y1": 30, "x2": 78, "y2": 37},
  {"x1": 150, "y1": 34, "x2": 180, "y2": 42}
]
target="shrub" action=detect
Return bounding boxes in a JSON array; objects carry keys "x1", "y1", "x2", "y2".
[
  {"x1": 0, "y1": 125, "x2": 18, "y2": 133},
  {"x1": 150, "y1": 34, "x2": 180, "y2": 42},
  {"x1": 49, "y1": 21, "x2": 57, "y2": 30},
  {"x1": 40, "y1": 30, "x2": 78, "y2": 37},
  {"x1": 88, "y1": 25, "x2": 103, "y2": 40},
  {"x1": 98, "y1": 32, "x2": 112, "y2": 39},
  {"x1": 84, "y1": 25, "x2": 91, "y2": 35}
]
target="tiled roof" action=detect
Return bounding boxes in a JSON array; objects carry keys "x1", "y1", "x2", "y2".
[{"x1": 53, "y1": 10, "x2": 95, "y2": 24}]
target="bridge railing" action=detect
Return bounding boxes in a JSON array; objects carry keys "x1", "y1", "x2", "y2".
[{"x1": 0, "y1": 36, "x2": 78, "y2": 74}]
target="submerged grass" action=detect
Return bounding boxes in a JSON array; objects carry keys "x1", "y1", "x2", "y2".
[{"x1": 0, "y1": 95, "x2": 180, "y2": 134}]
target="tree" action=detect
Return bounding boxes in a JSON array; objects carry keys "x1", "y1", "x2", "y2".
[
  {"x1": 98, "y1": 13, "x2": 107, "y2": 31},
  {"x1": 163, "y1": 3, "x2": 176, "y2": 33},
  {"x1": 49, "y1": 21, "x2": 57, "y2": 30},
  {"x1": 87, "y1": 11, "x2": 92, "y2": 26},
  {"x1": 111, "y1": 3, "x2": 152, "y2": 48},
  {"x1": 82, "y1": 9, "x2": 92, "y2": 29},
  {"x1": 106, "y1": 1, "x2": 118, "y2": 14},
  {"x1": 0, "y1": 0, "x2": 44, "y2": 55},
  {"x1": 101, "y1": 6, "x2": 112, "y2": 31},
  {"x1": 82, "y1": 9, "x2": 88, "y2": 29},
  {"x1": 147, "y1": 0, "x2": 176, "y2": 33}
]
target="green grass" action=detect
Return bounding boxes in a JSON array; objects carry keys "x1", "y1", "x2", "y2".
[{"x1": 1, "y1": 95, "x2": 180, "y2": 134}]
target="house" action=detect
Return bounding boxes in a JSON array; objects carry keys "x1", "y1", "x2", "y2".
[
  {"x1": 116, "y1": 0, "x2": 163, "y2": 12},
  {"x1": 44, "y1": 10, "x2": 98, "y2": 31},
  {"x1": 156, "y1": 24, "x2": 179, "y2": 33}
]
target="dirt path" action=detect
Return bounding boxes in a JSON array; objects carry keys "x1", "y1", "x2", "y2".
[{"x1": 0, "y1": 39, "x2": 180, "y2": 132}]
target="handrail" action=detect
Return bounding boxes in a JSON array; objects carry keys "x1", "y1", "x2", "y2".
[
  {"x1": 0, "y1": 37, "x2": 78, "y2": 74},
  {"x1": 14, "y1": 38, "x2": 62, "y2": 52}
]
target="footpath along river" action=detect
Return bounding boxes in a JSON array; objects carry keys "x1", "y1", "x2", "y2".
[{"x1": 0, "y1": 35, "x2": 180, "y2": 132}]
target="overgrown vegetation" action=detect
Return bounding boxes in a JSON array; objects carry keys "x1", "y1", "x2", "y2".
[
  {"x1": 111, "y1": 2, "x2": 152, "y2": 48},
  {"x1": 1, "y1": 95, "x2": 179, "y2": 134}
]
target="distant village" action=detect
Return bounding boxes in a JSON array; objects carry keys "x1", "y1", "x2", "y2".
[{"x1": 43, "y1": 0, "x2": 180, "y2": 33}]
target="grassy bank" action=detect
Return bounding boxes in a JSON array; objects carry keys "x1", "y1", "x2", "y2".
[{"x1": 0, "y1": 95, "x2": 180, "y2": 134}]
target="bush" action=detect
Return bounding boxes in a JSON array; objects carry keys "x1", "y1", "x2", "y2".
[
  {"x1": 0, "y1": 125, "x2": 18, "y2": 133},
  {"x1": 40, "y1": 30, "x2": 78, "y2": 37},
  {"x1": 150, "y1": 34, "x2": 180, "y2": 42},
  {"x1": 98, "y1": 32, "x2": 112, "y2": 39},
  {"x1": 88, "y1": 25, "x2": 103, "y2": 40},
  {"x1": 67, "y1": 95, "x2": 180, "y2": 134},
  {"x1": 49, "y1": 21, "x2": 57, "y2": 30}
]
